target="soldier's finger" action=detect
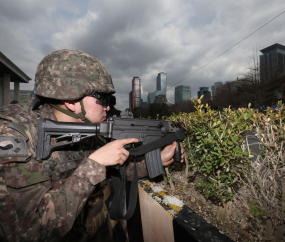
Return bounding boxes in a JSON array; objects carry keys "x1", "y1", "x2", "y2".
[
  {"x1": 119, "y1": 138, "x2": 139, "y2": 145},
  {"x1": 121, "y1": 148, "x2": 130, "y2": 158},
  {"x1": 163, "y1": 158, "x2": 174, "y2": 166},
  {"x1": 119, "y1": 155, "x2": 127, "y2": 165}
]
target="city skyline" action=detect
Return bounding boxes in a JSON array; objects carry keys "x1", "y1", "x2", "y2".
[
  {"x1": 4, "y1": 42, "x2": 284, "y2": 107},
  {"x1": 0, "y1": 1, "x2": 284, "y2": 110},
  {"x1": 128, "y1": 72, "x2": 167, "y2": 110}
]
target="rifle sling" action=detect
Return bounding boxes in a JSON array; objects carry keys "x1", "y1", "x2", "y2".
[
  {"x1": 108, "y1": 131, "x2": 185, "y2": 221},
  {"x1": 109, "y1": 157, "x2": 138, "y2": 221}
]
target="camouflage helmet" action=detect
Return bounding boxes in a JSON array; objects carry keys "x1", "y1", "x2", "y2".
[{"x1": 34, "y1": 49, "x2": 115, "y2": 100}]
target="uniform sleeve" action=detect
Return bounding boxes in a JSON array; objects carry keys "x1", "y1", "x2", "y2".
[
  {"x1": 0, "y1": 155, "x2": 106, "y2": 242},
  {"x1": 125, "y1": 156, "x2": 148, "y2": 181},
  {"x1": 0, "y1": 108, "x2": 107, "y2": 241}
]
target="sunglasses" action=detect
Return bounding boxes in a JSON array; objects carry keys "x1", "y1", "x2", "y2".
[{"x1": 90, "y1": 93, "x2": 111, "y2": 107}]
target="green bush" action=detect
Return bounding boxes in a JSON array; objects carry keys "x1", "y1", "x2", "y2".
[
  {"x1": 168, "y1": 99, "x2": 285, "y2": 240},
  {"x1": 169, "y1": 96, "x2": 255, "y2": 203}
]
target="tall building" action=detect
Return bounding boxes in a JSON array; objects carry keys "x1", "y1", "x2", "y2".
[
  {"x1": 129, "y1": 76, "x2": 141, "y2": 111},
  {"x1": 175, "y1": 85, "x2": 191, "y2": 103},
  {"x1": 198, "y1": 87, "x2": 211, "y2": 100},
  {"x1": 260, "y1": 43, "x2": 285, "y2": 80},
  {"x1": 148, "y1": 72, "x2": 168, "y2": 104},
  {"x1": 154, "y1": 95, "x2": 167, "y2": 104},
  {"x1": 148, "y1": 91, "x2": 157, "y2": 104},
  {"x1": 140, "y1": 86, "x2": 149, "y2": 108},
  {"x1": 211, "y1": 82, "x2": 223, "y2": 97},
  {"x1": 156, "y1": 72, "x2": 167, "y2": 95},
  {"x1": 129, "y1": 91, "x2": 133, "y2": 111},
  {"x1": 129, "y1": 77, "x2": 150, "y2": 110},
  {"x1": 129, "y1": 72, "x2": 168, "y2": 109}
]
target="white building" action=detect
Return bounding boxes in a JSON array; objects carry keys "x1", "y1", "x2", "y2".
[{"x1": 0, "y1": 51, "x2": 31, "y2": 106}]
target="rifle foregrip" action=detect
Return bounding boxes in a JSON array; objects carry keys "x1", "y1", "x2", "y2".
[{"x1": 174, "y1": 141, "x2": 181, "y2": 162}]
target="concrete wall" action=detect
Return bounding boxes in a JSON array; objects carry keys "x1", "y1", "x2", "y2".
[
  {"x1": 3, "y1": 73, "x2": 10, "y2": 106},
  {"x1": 14, "y1": 81, "x2": 20, "y2": 103},
  {"x1": 138, "y1": 180, "x2": 233, "y2": 242}
]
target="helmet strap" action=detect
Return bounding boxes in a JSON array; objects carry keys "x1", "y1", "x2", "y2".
[
  {"x1": 50, "y1": 99, "x2": 91, "y2": 123},
  {"x1": 78, "y1": 100, "x2": 92, "y2": 123}
]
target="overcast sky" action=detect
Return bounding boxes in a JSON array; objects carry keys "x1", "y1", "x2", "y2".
[{"x1": 1, "y1": 0, "x2": 285, "y2": 110}]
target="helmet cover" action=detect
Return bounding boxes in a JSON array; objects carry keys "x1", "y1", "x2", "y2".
[{"x1": 34, "y1": 49, "x2": 115, "y2": 100}]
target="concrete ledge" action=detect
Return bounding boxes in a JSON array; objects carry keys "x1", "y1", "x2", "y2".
[{"x1": 139, "y1": 180, "x2": 234, "y2": 242}]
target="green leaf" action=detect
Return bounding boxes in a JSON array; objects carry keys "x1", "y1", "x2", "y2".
[
  {"x1": 233, "y1": 136, "x2": 239, "y2": 142},
  {"x1": 211, "y1": 152, "x2": 219, "y2": 155}
]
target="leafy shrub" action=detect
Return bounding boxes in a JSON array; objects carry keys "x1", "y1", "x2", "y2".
[
  {"x1": 168, "y1": 98, "x2": 285, "y2": 239},
  {"x1": 169, "y1": 96, "x2": 255, "y2": 203}
]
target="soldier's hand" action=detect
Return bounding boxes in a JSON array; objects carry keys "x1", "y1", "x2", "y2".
[
  {"x1": 89, "y1": 138, "x2": 139, "y2": 166},
  {"x1": 161, "y1": 141, "x2": 185, "y2": 166}
]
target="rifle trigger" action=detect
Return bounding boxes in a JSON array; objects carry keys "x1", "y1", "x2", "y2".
[{"x1": 123, "y1": 144, "x2": 132, "y2": 150}]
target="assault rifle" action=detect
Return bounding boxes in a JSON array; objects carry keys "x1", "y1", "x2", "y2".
[
  {"x1": 37, "y1": 111, "x2": 186, "y2": 220},
  {"x1": 37, "y1": 111, "x2": 186, "y2": 178}
]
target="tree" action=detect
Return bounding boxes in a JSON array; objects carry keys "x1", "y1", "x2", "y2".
[
  {"x1": 133, "y1": 103, "x2": 171, "y2": 119},
  {"x1": 133, "y1": 107, "x2": 149, "y2": 119},
  {"x1": 212, "y1": 80, "x2": 243, "y2": 110},
  {"x1": 212, "y1": 48, "x2": 285, "y2": 110},
  {"x1": 148, "y1": 103, "x2": 170, "y2": 119},
  {"x1": 169, "y1": 100, "x2": 195, "y2": 114},
  {"x1": 237, "y1": 48, "x2": 285, "y2": 109}
]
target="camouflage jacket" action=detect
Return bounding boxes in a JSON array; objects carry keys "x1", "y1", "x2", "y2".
[{"x1": 0, "y1": 104, "x2": 148, "y2": 242}]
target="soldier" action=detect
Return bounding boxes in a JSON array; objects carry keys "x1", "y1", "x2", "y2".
[{"x1": 0, "y1": 49, "x2": 184, "y2": 242}]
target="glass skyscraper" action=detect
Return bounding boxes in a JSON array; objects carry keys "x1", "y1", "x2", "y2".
[
  {"x1": 139, "y1": 85, "x2": 148, "y2": 108},
  {"x1": 175, "y1": 85, "x2": 191, "y2": 103},
  {"x1": 260, "y1": 43, "x2": 285, "y2": 80},
  {"x1": 148, "y1": 72, "x2": 167, "y2": 104},
  {"x1": 148, "y1": 91, "x2": 157, "y2": 104},
  {"x1": 156, "y1": 72, "x2": 167, "y2": 95},
  {"x1": 198, "y1": 87, "x2": 211, "y2": 100}
]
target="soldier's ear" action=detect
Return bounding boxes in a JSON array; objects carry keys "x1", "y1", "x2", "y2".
[{"x1": 64, "y1": 100, "x2": 77, "y2": 112}]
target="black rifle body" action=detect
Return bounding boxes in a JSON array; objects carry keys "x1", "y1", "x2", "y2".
[{"x1": 37, "y1": 111, "x2": 185, "y2": 178}]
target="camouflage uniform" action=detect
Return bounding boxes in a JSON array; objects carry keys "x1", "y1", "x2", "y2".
[{"x1": 0, "y1": 50, "x2": 148, "y2": 242}]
